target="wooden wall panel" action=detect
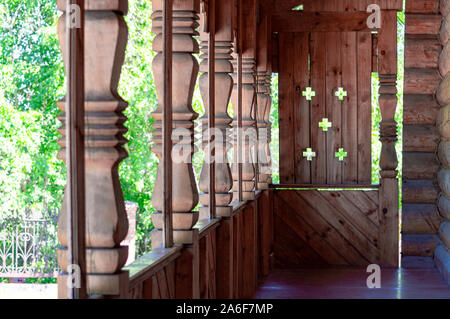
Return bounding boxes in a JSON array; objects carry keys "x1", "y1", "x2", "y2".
[
  {"x1": 278, "y1": 29, "x2": 372, "y2": 185},
  {"x1": 278, "y1": 32, "x2": 295, "y2": 183},
  {"x1": 294, "y1": 33, "x2": 312, "y2": 183},
  {"x1": 326, "y1": 32, "x2": 343, "y2": 184},
  {"x1": 357, "y1": 32, "x2": 373, "y2": 184},
  {"x1": 342, "y1": 32, "x2": 358, "y2": 184},
  {"x1": 273, "y1": 189, "x2": 382, "y2": 267},
  {"x1": 310, "y1": 32, "x2": 327, "y2": 184}
]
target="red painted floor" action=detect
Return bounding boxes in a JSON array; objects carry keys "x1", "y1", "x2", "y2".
[{"x1": 255, "y1": 267, "x2": 450, "y2": 299}]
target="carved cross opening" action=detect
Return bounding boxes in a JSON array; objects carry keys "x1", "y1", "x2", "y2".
[
  {"x1": 302, "y1": 87, "x2": 315, "y2": 101},
  {"x1": 335, "y1": 87, "x2": 347, "y2": 101},
  {"x1": 303, "y1": 148, "x2": 316, "y2": 161},
  {"x1": 335, "y1": 148, "x2": 348, "y2": 161},
  {"x1": 319, "y1": 118, "x2": 332, "y2": 132},
  {"x1": 291, "y1": 4, "x2": 304, "y2": 11}
]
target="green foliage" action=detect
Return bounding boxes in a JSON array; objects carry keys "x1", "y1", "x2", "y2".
[
  {"x1": 0, "y1": 0, "x2": 65, "y2": 218},
  {"x1": 117, "y1": 0, "x2": 158, "y2": 245}
]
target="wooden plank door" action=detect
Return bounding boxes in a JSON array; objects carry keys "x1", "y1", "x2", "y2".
[{"x1": 278, "y1": 30, "x2": 373, "y2": 185}]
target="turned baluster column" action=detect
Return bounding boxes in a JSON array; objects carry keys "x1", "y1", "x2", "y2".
[
  {"x1": 150, "y1": 0, "x2": 200, "y2": 298},
  {"x1": 199, "y1": 1, "x2": 234, "y2": 219},
  {"x1": 56, "y1": 1, "x2": 130, "y2": 298},
  {"x1": 231, "y1": 55, "x2": 257, "y2": 201},
  {"x1": 256, "y1": 71, "x2": 269, "y2": 190},
  {"x1": 378, "y1": 11, "x2": 399, "y2": 267},
  {"x1": 255, "y1": 13, "x2": 272, "y2": 190},
  {"x1": 264, "y1": 72, "x2": 273, "y2": 185}
]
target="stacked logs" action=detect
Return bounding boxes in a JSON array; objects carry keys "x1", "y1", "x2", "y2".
[
  {"x1": 435, "y1": 0, "x2": 450, "y2": 284},
  {"x1": 403, "y1": 1, "x2": 443, "y2": 263}
]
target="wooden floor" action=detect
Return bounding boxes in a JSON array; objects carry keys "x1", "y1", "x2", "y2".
[{"x1": 255, "y1": 267, "x2": 450, "y2": 299}]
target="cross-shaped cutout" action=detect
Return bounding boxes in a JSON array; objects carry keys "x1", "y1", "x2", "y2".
[
  {"x1": 335, "y1": 148, "x2": 348, "y2": 161},
  {"x1": 319, "y1": 118, "x2": 332, "y2": 132},
  {"x1": 291, "y1": 4, "x2": 304, "y2": 11},
  {"x1": 335, "y1": 87, "x2": 347, "y2": 101},
  {"x1": 303, "y1": 148, "x2": 316, "y2": 161},
  {"x1": 302, "y1": 87, "x2": 316, "y2": 101}
]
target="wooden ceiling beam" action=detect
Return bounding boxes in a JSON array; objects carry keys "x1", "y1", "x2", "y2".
[
  {"x1": 261, "y1": 0, "x2": 403, "y2": 15},
  {"x1": 272, "y1": 11, "x2": 374, "y2": 33}
]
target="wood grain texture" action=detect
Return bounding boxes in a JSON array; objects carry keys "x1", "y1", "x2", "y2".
[
  {"x1": 310, "y1": 32, "x2": 327, "y2": 184},
  {"x1": 278, "y1": 32, "x2": 295, "y2": 183},
  {"x1": 403, "y1": 95, "x2": 439, "y2": 125},
  {"x1": 273, "y1": 189, "x2": 384, "y2": 267},
  {"x1": 405, "y1": 36, "x2": 441, "y2": 69},
  {"x1": 406, "y1": 14, "x2": 442, "y2": 35},
  {"x1": 403, "y1": 124, "x2": 440, "y2": 152},
  {"x1": 357, "y1": 32, "x2": 373, "y2": 184}
]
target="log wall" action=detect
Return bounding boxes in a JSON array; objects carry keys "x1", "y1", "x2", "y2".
[
  {"x1": 403, "y1": 1, "x2": 443, "y2": 266},
  {"x1": 435, "y1": 0, "x2": 450, "y2": 284}
]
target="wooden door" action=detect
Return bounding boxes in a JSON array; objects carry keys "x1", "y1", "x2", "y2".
[
  {"x1": 278, "y1": 31, "x2": 373, "y2": 185},
  {"x1": 271, "y1": 3, "x2": 400, "y2": 267}
]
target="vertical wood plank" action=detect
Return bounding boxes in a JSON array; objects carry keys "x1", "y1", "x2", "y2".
[
  {"x1": 156, "y1": 268, "x2": 170, "y2": 298},
  {"x1": 326, "y1": 32, "x2": 342, "y2": 184},
  {"x1": 145, "y1": 278, "x2": 154, "y2": 299},
  {"x1": 294, "y1": 32, "x2": 311, "y2": 183},
  {"x1": 341, "y1": 32, "x2": 358, "y2": 184},
  {"x1": 310, "y1": 32, "x2": 327, "y2": 184},
  {"x1": 216, "y1": 218, "x2": 234, "y2": 298},
  {"x1": 199, "y1": 236, "x2": 208, "y2": 298},
  {"x1": 207, "y1": 230, "x2": 217, "y2": 298},
  {"x1": 208, "y1": 0, "x2": 216, "y2": 218},
  {"x1": 152, "y1": 276, "x2": 160, "y2": 299},
  {"x1": 278, "y1": 32, "x2": 295, "y2": 183},
  {"x1": 162, "y1": 0, "x2": 174, "y2": 248},
  {"x1": 233, "y1": 212, "x2": 242, "y2": 298},
  {"x1": 357, "y1": 32, "x2": 373, "y2": 184},
  {"x1": 66, "y1": 0, "x2": 87, "y2": 299},
  {"x1": 165, "y1": 262, "x2": 176, "y2": 298}
]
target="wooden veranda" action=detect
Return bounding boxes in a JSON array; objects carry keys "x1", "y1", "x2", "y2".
[{"x1": 54, "y1": 0, "x2": 450, "y2": 299}]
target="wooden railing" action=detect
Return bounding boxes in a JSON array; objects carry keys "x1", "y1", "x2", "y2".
[
  {"x1": 125, "y1": 189, "x2": 274, "y2": 299},
  {"x1": 55, "y1": 0, "x2": 274, "y2": 298}
]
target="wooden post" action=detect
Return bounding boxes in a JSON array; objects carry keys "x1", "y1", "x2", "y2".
[
  {"x1": 232, "y1": 0, "x2": 257, "y2": 201},
  {"x1": 378, "y1": 10, "x2": 399, "y2": 267},
  {"x1": 198, "y1": 0, "x2": 236, "y2": 298},
  {"x1": 162, "y1": 0, "x2": 174, "y2": 248},
  {"x1": 64, "y1": 0, "x2": 87, "y2": 300},
  {"x1": 199, "y1": 0, "x2": 234, "y2": 219},
  {"x1": 232, "y1": 0, "x2": 244, "y2": 203},
  {"x1": 256, "y1": 14, "x2": 272, "y2": 190},
  {"x1": 151, "y1": 0, "x2": 200, "y2": 299},
  {"x1": 56, "y1": 0, "x2": 130, "y2": 298}
]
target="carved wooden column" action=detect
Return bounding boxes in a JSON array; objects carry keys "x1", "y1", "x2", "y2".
[
  {"x1": 378, "y1": 11, "x2": 399, "y2": 267},
  {"x1": 256, "y1": 14, "x2": 272, "y2": 190},
  {"x1": 265, "y1": 71, "x2": 273, "y2": 185},
  {"x1": 199, "y1": 1, "x2": 234, "y2": 219},
  {"x1": 150, "y1": 0, "x2": 200, "y2": 298},
  {"x1": 56, "y1": 1, "x2": 130, "y2": 298},
  {"x1": 256, "y1": 71, "x2": 269, "y2": 190},
  {"x1": 231, "y1": 0, "x2": 257, "y2": 201}
]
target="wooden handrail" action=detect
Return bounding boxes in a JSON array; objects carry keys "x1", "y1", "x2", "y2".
[
  {"x1": 126, "y1": 245, "x2": 182, "y2": 290},
  {"x1": 195, "y1": 218, "x2": 221, "y2": 239},
  {"x1": 270, "y1": 184, "x2": 380, "y2": 190}
]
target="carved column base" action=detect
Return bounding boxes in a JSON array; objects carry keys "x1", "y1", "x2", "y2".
[
  {"x1": 58, "y1": 271, "x2": 129, "y2": 299},
  {"x1": 199, "y1": 193, "x2": 233, "y2": 219}
]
